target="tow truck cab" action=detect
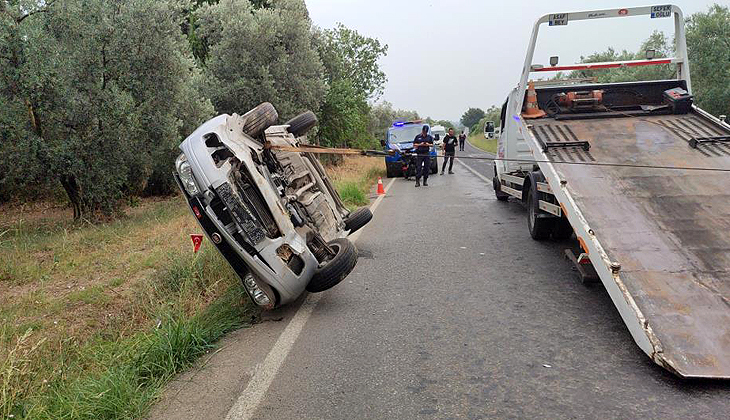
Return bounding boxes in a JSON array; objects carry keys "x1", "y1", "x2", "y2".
[{"x1": 383, "y1": 121, "x2": 438, "y2": 177}]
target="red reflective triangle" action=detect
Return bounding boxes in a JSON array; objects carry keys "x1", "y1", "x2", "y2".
[{"x1": 190, "y1": 234, "x2": 204, "y2": 253}]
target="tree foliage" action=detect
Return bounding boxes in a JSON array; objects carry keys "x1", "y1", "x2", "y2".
[
  {"x1": 199, "y1": 0, "x2": 326, "y2": 121},
  {"x1": 313, "y1": 21, "x2": 388, "y2": 149},
  {"x1": 687, "y1": 4, "x2": 730, "y2": 117},
  {"x1": 0, "y1": 0, "x2": 213, "y2": 217},
  {"x1": 316, "y1": 23, "x2": 388, "y2": 100},
  {"x1": 368, "y1": 101, "x2": 419, "y2": 141},
  {"x1": 569, "y1": 31, "x2": 675, "y2": 83},
  {"x1": 460, "y1": 107, "x2": 486, "y2": 131}
]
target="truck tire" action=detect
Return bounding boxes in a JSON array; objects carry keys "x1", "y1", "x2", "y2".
[
  {"x1": 552, "y1": 216, "x2": 573, "y2": 240},
  {"x1": 345, "y1": 208, "x2": 372, "y2": 234},
  {"x1": 306, "y1": 238, "x2": 358, "y2": 293},
  {"x1": 285, "y1": 111, "x2": 317, "y2": 137},
  {"x1": 493, "y1": 176, "x2": 509, "y2": 201},
  {"x1": 242, "y1": 102, "x2": 278, "y2": 138},
  {"x1": 526, "y1": 186, "x2": 554, "y2": 240}
]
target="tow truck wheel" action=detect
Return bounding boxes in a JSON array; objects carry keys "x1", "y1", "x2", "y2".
[
  {"x1": 526, "y1": 187, "x2": 554, "y2": 240},
  {"x1": 552, "y1": 216, "x2": 573, "y2": 240},
  {"x1": 493, "y1": 177, "x2": 509, "y2": 201},
  {"x1": 493, "y1": 163, "x2": 509, "y2": 201},
  {"x1": 285, "y1": 111, "x2": 318, "y2": 137},
  {"x1": 242, "y1": 102, "x2": 278, "y2": 138},
  {"x1": 306, "y1": 238, "x2": 358, "y2": 293}
]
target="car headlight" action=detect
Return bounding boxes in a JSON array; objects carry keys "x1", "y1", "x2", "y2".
[
  {"x1": 176, "y1": 154, "x2": 200, "y2": 196},
  {"x1": 242, "y1": 273, "x2": 274, "y2": 308}
]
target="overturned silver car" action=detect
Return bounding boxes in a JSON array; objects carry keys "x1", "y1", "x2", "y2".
[{"x1": 174, "y1": 103, "x2": 372, "y2": 309}]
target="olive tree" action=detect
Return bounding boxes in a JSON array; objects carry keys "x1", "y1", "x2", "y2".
[
  {"x1": 199, "y1": 0, "x2": 327, "y2": 120},
  {"x1": 0, "y1": 0, "x2": 213, "y2": 217},
  {"x1": 687, "y1": 4, "x2": 730, "y2": 117}
]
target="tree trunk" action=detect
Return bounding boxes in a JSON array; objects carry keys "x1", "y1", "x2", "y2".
[{"x1": 60, "y1": 175, "x2": 82, "y2": 220}]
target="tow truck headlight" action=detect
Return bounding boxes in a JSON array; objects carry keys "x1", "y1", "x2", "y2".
[
  {"x1": 175, "y1": 154, "x2": 199, "y2": 196},
  {"x1": 242, "y1": 273, "x2": 274, "y2": 309}
]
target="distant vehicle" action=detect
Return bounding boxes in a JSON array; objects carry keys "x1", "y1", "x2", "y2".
[
  {"x1": 383, "y1": 121, "x2": 438, "y2": 178},
  {"x1": 483, "y1": 121, "x2": 495, "y2": 139},
  {"x1": 494, "y1": 5, "x2": 730, "y2": 378},
  {"x1": 431, "y1": 125, "x2": 446, "y2": 147}
]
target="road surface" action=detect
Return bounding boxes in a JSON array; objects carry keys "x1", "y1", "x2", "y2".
[{"x1": 150, "y1": 145, "x2": 730, "y2": 420}]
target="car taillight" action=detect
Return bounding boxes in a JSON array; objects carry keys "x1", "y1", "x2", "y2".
[{"x1": 192, "y1": 205, "x2": 202, "y2": 219}]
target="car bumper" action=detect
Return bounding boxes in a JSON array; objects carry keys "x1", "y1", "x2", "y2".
[{"x1": 174, "y1": 173, "x2": 317, "y2": 306}]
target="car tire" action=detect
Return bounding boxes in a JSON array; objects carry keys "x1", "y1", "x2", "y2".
[
  {"x1": 527, "y1": 186, "x2": 554, "y2": 240},
  {"x1": 306, "y1": 238, "x2": 358, "y2": 293},
  {"x1": 386, "y1": 163, "x2": 401, "y2": 178},
  {"x1": 345, "y1": 208, "x2": 372, "y2": 235},
  {"x1": 242, "y1": 102, "x2": 278, "y2": 138},
  {"x1": 285, "y1": 111, "x2": 318, "y2": 137},
  {"x1": 430, "y1": 158, "x2": 438, "y2": 174}
]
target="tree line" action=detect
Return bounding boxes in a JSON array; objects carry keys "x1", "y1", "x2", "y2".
[{"x1": 0, "y1": 0, "x2": 399, "y2": 219}]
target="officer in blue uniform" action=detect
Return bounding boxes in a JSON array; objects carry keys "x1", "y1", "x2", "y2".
[{"x1": 413, "y1": 125, "x2": 433, "y2": 187}]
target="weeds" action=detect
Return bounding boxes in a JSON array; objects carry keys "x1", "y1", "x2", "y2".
[{"x1": 1, "y1": 328, "x2": 46, "y2": 419}]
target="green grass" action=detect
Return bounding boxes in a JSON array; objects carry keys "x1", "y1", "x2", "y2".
[
  {"x1": 467, "y1": 133, "x2": 498, "y2": 154},
  {"x1": 6, "y1": 248, "x2": 255, "y2": 420},
  {"x1": 25, "y1": 283, "x2": 253, "y2": 420},
  {"x1": 330, "y1": 157, "x2": 385, "y2": 210}
]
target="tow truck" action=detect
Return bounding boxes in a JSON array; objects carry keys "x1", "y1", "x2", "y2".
[{"x1": 494, "y1": 5, "x2": 730, "y2": 378}]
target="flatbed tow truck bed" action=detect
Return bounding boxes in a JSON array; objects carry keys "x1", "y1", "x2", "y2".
[
  {"x1": 495, "y1": 6, "x2": 730, "y2": 378},
  {"x1": 527, "y1": 112, "x2": 730, "y2": 378}
]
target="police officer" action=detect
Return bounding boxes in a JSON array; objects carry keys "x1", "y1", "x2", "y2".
[
  {"x1": 441, "y1": 127, "x2": 457, "y2": 175},
  {"x1": 413, "y1": 125, "x2": 433, "y2": 187},
  {"x1": 458, "y1": 130, "x2": 466, "y2": 151}
]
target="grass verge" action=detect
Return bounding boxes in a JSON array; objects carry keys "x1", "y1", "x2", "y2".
[
  {"x1": 467, "y1": 133, "x2": 498, "y2": 154},
  {"x1": 1, "y1": 155, "x2": 383, "y2": 419},
  {"x1": 327, "y1": 156, "x2": 386, "y2": 210}
]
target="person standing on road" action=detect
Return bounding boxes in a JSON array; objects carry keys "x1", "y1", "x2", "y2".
[
  {"x1": 413, "y1": 125, "x2": 433, "y2": 187},
  {"x1": 441, "y1": 127, "x2": 457, "y2": 175},
  {"x1": 458, "y1": 131, "x2": 466, "y2": 151}
]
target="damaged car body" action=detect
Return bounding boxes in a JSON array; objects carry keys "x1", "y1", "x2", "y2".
[{"x1": 174, "y1": 103, "x2": 372, "y2": 309}]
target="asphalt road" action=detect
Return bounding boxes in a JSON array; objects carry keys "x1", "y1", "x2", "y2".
[{"x1": 151, "y1": 147, "x2": 730, "y2": 420}]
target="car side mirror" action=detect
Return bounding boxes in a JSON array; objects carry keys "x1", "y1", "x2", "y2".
[{"x1": 380, "y1": 139, "x2": 386, "y2": 147}]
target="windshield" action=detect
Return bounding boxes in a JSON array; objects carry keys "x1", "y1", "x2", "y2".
[{"x1": 388, "y1": 125, "x2": 424, "y2": 144}]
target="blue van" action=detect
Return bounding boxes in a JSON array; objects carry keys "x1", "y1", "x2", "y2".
[{"x1": 383, "y1": 121, "x2": 438, "y2": 178}]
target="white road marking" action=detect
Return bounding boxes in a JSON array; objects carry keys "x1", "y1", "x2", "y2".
[
  {"x1": 224, "y1": 177, "x2": 396, "y2": 420},
  {"x1": 456, "y1": 158, "x2": 491, "y2": 184}
]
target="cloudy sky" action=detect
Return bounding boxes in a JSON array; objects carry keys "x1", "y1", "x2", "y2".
[{"x1": 305, "y1": 0, "x2": 721, "y2": 122}]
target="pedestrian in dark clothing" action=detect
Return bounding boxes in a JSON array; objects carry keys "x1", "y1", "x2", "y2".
[
  {"x1": 413, "y1": 125, "x2": 433, "y2": 187},
  {"x1": 458, "y1": 131, "x2": 466, "y2": 151},
  {"x1": 441, "y1": 127, "x2": 457, "y2": 175}
]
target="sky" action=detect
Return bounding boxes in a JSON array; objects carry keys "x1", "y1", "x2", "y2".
[{"x1": 305, "y1": 0, "x2": 724, "y2": 122}]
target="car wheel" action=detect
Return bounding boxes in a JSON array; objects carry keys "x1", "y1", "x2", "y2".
[
  {"x1": 386, "y1": 163, "x2": 400, "y2": 178},
  {"x1": 242, "y1": 102, "x2": 278, "y2": 138},
  {"x1": 527, "y1": 186, "x2": 554, "y2": 240},
  {"x1": 306, "y1": 238, "x2": 358, "y2": 293},
  {"x1": 430, "y1": 158, "x2": 438, "y2": 174},
  {"x1": 345, "y1": 208, "x2": 372, "y2": 235},
  {"x1": 285, "y1": 111, "x2": 318, "y2": 137}
]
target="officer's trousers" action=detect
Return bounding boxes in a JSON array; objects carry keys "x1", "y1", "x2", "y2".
[{"x1": 415, "y1": 155, "x2": 431, "y2": 181}]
